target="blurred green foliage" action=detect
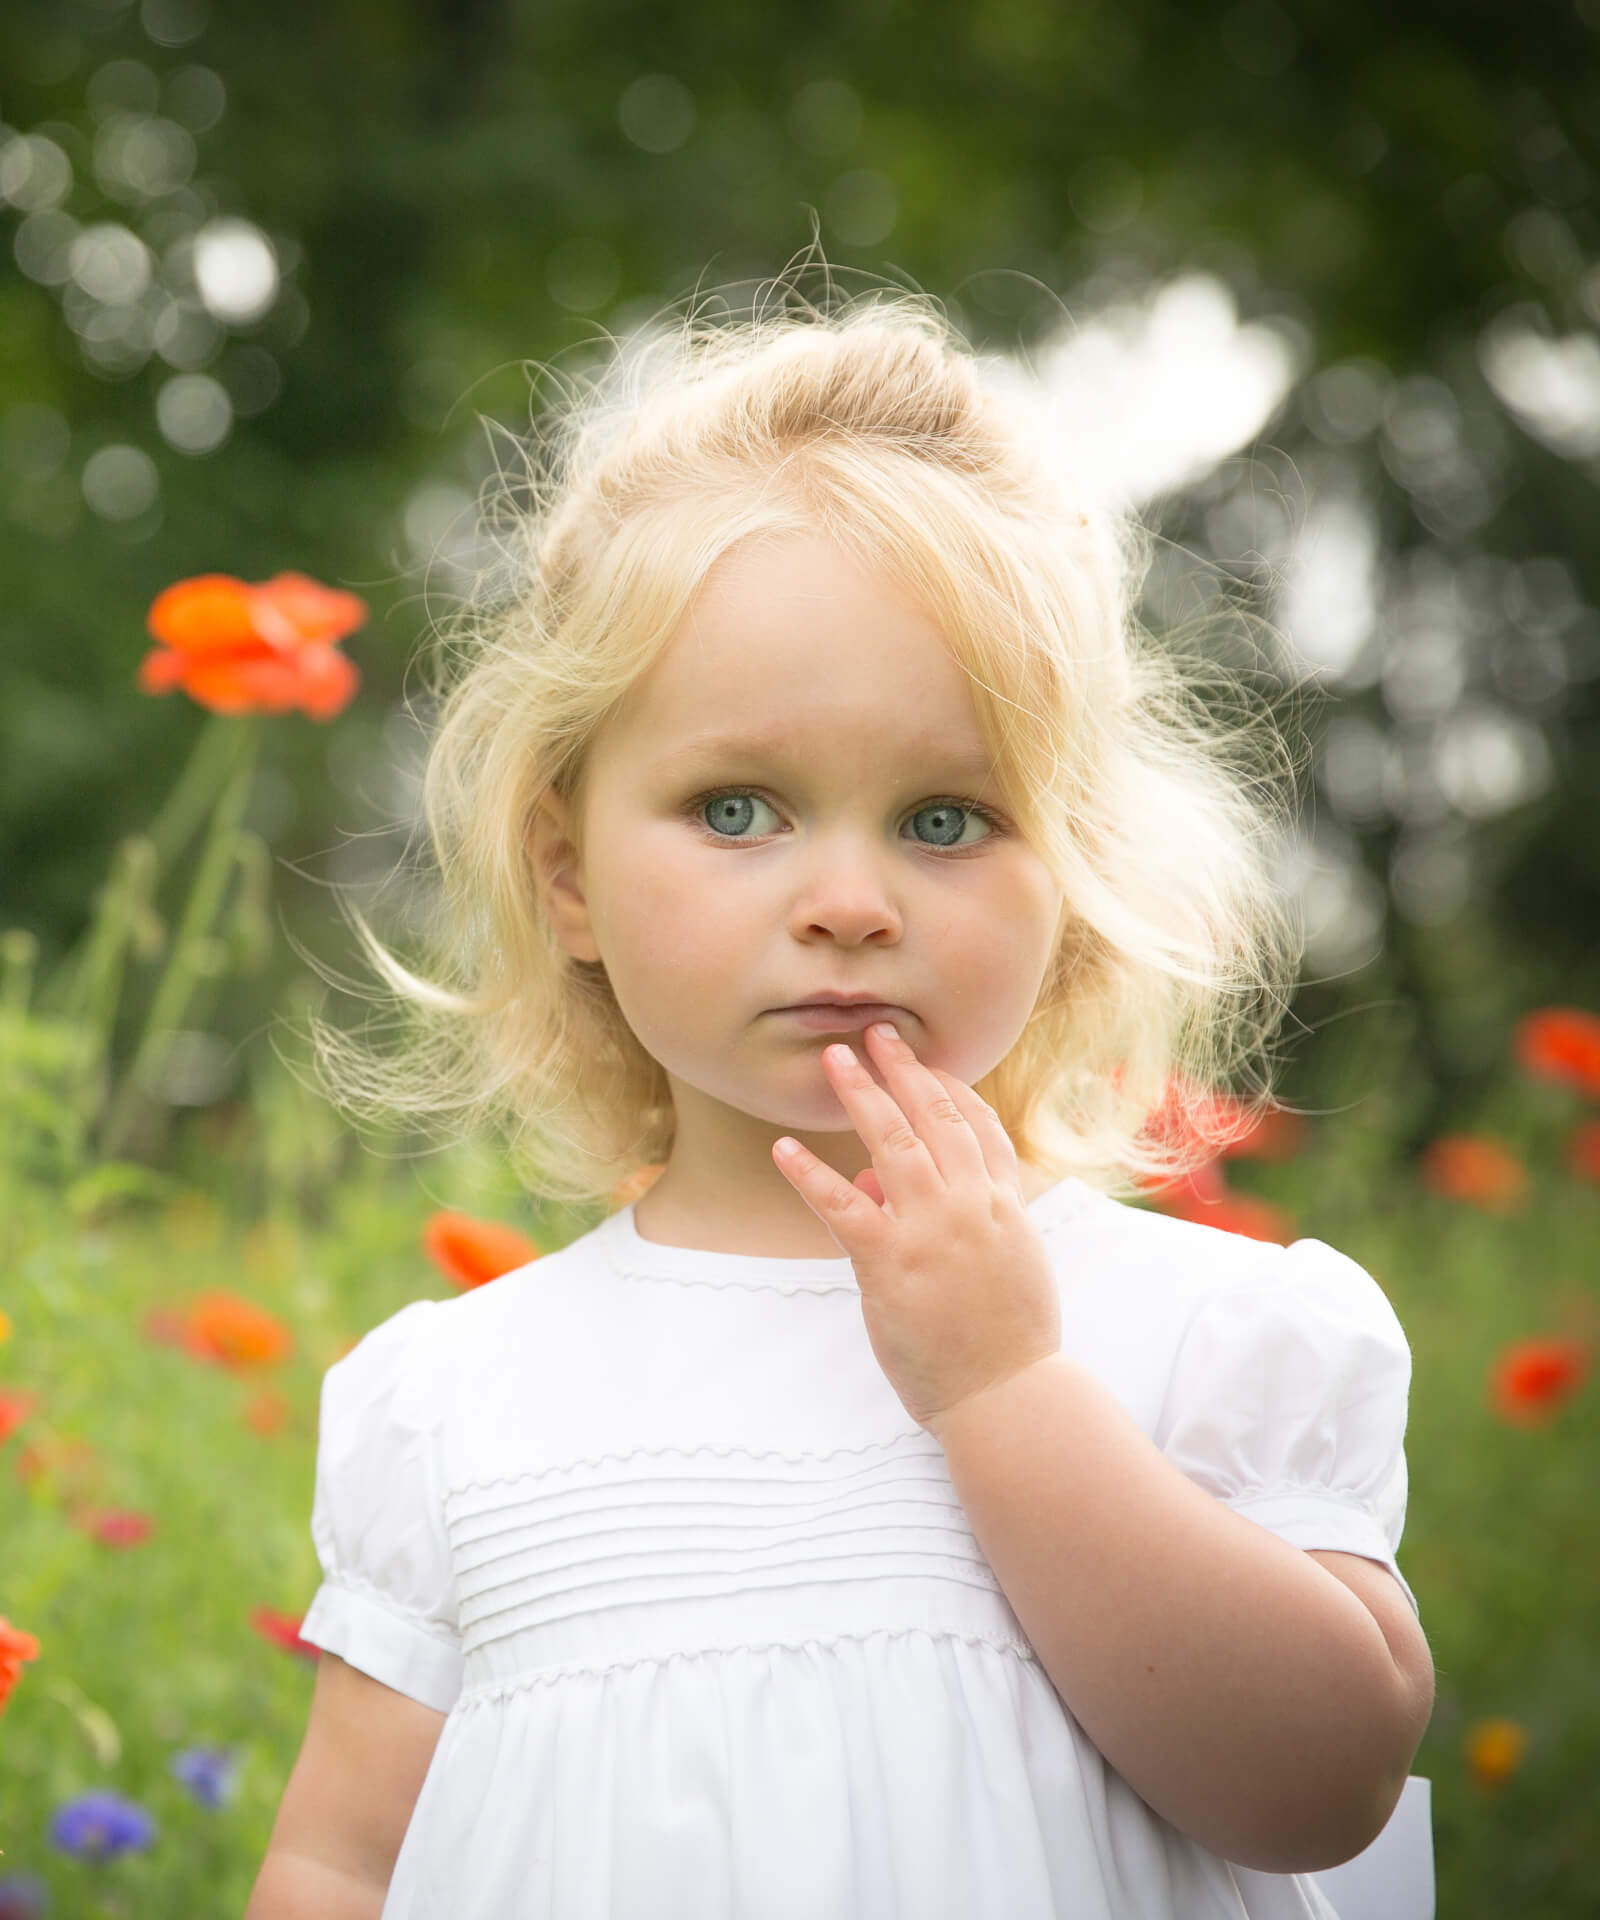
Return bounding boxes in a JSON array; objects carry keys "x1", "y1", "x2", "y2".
[{"x1": 2, "y1": 0, "x2": 1598, "y2": 1151}]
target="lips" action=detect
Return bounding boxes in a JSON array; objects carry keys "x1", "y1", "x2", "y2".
[{"x1": 772, "y1": 1001, "x2": 908, "y2": 1032}]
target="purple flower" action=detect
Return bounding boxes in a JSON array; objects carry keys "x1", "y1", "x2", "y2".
[
  {"x1": 0, "y1": 1873, "x2": 48, "y2": 1920},
  {"x1": 172, "y1": 1744, "x2": 239, "y2": 1810},
  {"x1": 48, "y1": 1790, "x2": 155, "y2": 1861}
]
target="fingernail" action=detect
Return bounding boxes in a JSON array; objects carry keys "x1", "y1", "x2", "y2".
[{"x1": 868, "y1": 1021, "x2": 900, "y2": 1041}]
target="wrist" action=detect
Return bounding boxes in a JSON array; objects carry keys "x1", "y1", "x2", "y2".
[{"x1": 926, "y1": 1350, "x2": 1065, "y2": 1449}]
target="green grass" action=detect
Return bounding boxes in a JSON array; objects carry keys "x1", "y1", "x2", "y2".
[{"x1": 1, "y1": 1050, "x2": 1596, "y2": 1916}]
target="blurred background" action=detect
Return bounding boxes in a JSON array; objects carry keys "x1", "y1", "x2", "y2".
[
  {"x1": 2, "y1": 5, "x2": 1599, "y2": 1915},
  {"x1": 3, "y1": 0, "x2": 1598, "y2": 1140}
]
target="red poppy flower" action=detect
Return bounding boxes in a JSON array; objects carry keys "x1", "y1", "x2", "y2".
[
  {"x1": 250, "y1": 1607, "x2": 319, "y2": 1662},
  {"x1": 1513, "y1": 1006, "x2": 1600, "y2": 1099},
  {"x1": 1144, "y1": 1158, "x2": 1229, "y2": 1210},
  {"x1": 1420, "y1": 1135, "x2": 1528, "y2": 1213},
  {"x1": 79, "y1": 1509, "x2": 156, "y2": 1550},
  {"x1": 138, "y1": 572, "x2": 365, "y2": 720},
  {"x1": 1226, "y1": 1106, "x2": 1308, "y2": 1162},
  {"x1": 1567, "y1": 1119, "x2": 1600, "y2": 1185},
  {"x1": 180, "y1": 1292, "x2": 292, "y2": 1370},
  {"x1": 1489, "y1": 1336, "x2": 1591, "y2": 1427},
  {"x1": 0, "y1": 1389, "x2": 37, "y2": 1445},
  {"x1": 0, "y1": 1616, "x2": 40, "y2": 1716},
  {"x1": 1143, "y1": 1082, "x2": 1305, "y2": 1164},
  {"x1": 421, "y1": 1212, "x2": 541, "y2": 1291},
  {"x1": 1156, "y1": 1187, "x2": 1296, "y2": 1245}
]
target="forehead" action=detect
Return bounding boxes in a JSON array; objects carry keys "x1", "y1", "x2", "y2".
[{"x1": 610, "y1": 533, "x2": 994, "y2": 768}]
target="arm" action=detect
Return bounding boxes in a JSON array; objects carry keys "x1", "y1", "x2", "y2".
[
  {"x1": 928, "y1": 1355, "x2": 1435, "y2": 1873},
  {"x1": 246, "y1": 1652, "x2": 446, "y2": 1919}
]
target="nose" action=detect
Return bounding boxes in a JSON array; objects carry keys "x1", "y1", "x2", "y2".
[{"x1": 787, "y1": 836, "x2": 903, "y2": 946}]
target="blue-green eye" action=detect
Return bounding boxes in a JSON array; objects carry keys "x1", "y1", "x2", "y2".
[
  {"x1": 906, "y1": 801, "x2": 993, "y2": 848},
  {"x1": 695, "y1": 790, "x2": 997, "y2": 847},
  {"x1": 701, "y1": 792, "x2": 781, "y2": 837}
]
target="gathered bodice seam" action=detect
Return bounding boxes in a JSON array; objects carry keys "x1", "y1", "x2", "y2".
[{"x1": 452, "y1": 1620, "x2": 1040, "y2": 1707}]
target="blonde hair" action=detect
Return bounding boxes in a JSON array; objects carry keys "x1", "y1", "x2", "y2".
[{"x1": 307, "y1": 282, "x2": 1301, "y2": 1206}]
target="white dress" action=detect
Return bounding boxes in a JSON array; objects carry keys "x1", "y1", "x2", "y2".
[{"x1": 299, "y1": 1176, "x2": 1425, "y2": 1919}]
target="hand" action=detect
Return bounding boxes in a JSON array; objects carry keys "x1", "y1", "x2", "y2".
[{"x1": 772, "y1": 1022, "x2": 1062, "y2": 1436}]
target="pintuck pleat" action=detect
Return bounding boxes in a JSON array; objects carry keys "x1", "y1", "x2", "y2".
[{"x1": 446, "y1": 1434, "x2": 1026, "y2": 1692}]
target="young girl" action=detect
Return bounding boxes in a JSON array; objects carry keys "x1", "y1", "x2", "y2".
[{"x1": 247, "y1": 293, "x2": 1434, "y2": 1919}]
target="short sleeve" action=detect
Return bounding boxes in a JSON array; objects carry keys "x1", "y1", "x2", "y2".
[
  {"x1": 1156, "y1": 1239, "x2": 1418, "y2": 1617},
  {"x1": 298, "y1": 1298, "x2": 465, "y2": 1711}
]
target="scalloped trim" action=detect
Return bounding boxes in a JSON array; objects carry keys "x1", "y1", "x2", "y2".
[
  {"x1": 312, "y1": 1568, "x2": 461, "y2": 1644},
  {"x1": 1225, "y1": 1483, "x2": 1388, "y2": 1523},
  {"x1": 455, "y1": 1621, "x2": 1038, "y2": 1706},
  {"x1": 443, "y1": 1431, "x2": 937, "y2": 1500}
]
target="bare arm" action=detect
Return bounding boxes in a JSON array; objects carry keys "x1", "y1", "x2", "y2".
[
  {"x1": 929, "y1": 1354, "x2": 1435, "y2": 1874},
  {"x1": 246, "y1": 1652, "x2": 447, "y2": 1919}
]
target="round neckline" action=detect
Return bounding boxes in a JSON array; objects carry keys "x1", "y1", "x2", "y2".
[{"x1": 600, "y1": 1174, "x2": 1099, "y2": 1293}]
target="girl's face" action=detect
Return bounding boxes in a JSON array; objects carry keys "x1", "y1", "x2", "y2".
[{"x1": 537, "y1": 533, "x2": 1065, "y2": 1147}]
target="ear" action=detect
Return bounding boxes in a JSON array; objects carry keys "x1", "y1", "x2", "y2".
[{"x1": 527, "y1": 788, "x2": 601, "y2": 964}]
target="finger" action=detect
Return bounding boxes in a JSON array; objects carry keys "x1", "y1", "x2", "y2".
[
  {"x1": 853, "y1": 1167, "x2": 886, "y2": 1206},
  {"x1": 772, "y1": 1136, "x2": 892, "y2": 1254},
  {"x1": 821, "y1": 1042, "x2": 944, "y2": 1205},
  {"x1": 861, "y1": 1023, "x2": 989, "y2": 1186},
  {"x1": 926, "y1": 1068, "x2": 1022, "y2": 1191}
]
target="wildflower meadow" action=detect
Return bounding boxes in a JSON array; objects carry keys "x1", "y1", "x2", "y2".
[{"x1": 1, "y1": 577, "x2": 1597, "y2": 1918}]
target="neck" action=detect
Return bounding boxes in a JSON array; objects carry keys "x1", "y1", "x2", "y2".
[{"x1": 630, "y1": 1076, "x2": 1054, "y2": 1258}]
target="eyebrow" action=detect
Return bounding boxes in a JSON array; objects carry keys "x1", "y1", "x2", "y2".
[{"x1": 659, "y1": 735, "x2": 1001, "y2": 784}]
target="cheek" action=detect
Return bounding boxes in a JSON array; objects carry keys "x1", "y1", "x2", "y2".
[
  {"x1": 594, "y1": 853, "x2": 743, "y2": 998},
  {"x1": 948, "y1": 869, "x2": 1062, "y2": 987}
]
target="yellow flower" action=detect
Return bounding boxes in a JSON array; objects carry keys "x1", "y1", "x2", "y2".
[
  {"x1": 0, "y1": 1307, "x2": 11, "y2": 1345},
  {"x1": 1466, "y1": 1718, "x2": 1528, "y2": 1792}
]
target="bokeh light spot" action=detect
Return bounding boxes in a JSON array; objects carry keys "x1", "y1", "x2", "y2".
[
  {"x1": 141, "y1": 0, "x2": 208, "y2": 49},
  {"x1": 192, "y1": 218, "x2": 279, "y2": 324},
  {"x1": 93, "y1": 113, "x2": 197, "y2": 202},
  {"x1": 824, "y1": 170, "x2": 899, "y2": 248},
  {"x1": 788, "y1": 80, "x2": 863, "y2": 157},
  {"x1": 155, "y1": 373, "x2": 232, "y2": 453},
  {"x1": 87, "y1": 59, "x2": 161, "y2": 120},
  {"x1": 69, "y1": 224, "x2": 154, "y2": 305},
  {"x1": 82, "y1": 444, "x2": 160, "y2": 520},
  {"x1": 0, "y1": 133, "x2": 74, "y2": 212},
  {"x1": 1278, "y1": 494, "x2": 1379, "y2": 679},
  {"x1": 164, "y1": 64, "x2": 226, "y2": 132},
  {"x1": 619, "y1": 75, "x2": 696, "y2": 154},
  {"x1": 1480, "y1": 317, "x2": 1600, "y2": 459},
  {"x1": 152, "y1": 296, "x2": 222, "y2": 369},
  {"x1": 13, "y1": 210, "x2": 79, "y2": 285},
  {"x1": 545, "y1": 237, "x2": 621, "y2": 313},
  {"x1": 1069, "y1": 157, "x2": 1144, "y2": 235}
]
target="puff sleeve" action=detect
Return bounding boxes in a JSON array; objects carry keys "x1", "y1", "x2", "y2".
[
  {"x1": 297, "y1": 1298, "x2": 465, "y2": 1711},
  {"x1": 1156, "y1": 1238, "x2": 1418, "y2": 1617}
]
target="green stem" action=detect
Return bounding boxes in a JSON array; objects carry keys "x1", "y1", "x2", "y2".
[
  {"x1": 142, "y1": 711, "x2": 245, "y2": 877},
  {"x1": 43, "y1": 714, "x2": 247, "y2": 1017},
  {"x1": 55, "y1": 836, "x2": 155, "y2": 1029},
  {"x1": 100, "y1": 719, "x2": 263, "y2": 1158}
]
